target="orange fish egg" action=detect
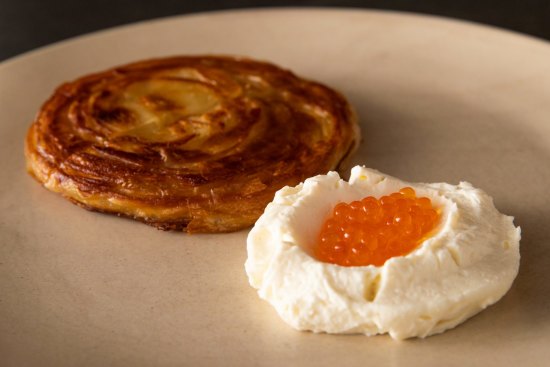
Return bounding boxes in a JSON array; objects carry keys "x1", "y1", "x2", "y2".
[{"x1": 315, "y1": 187, "x2": 440, "y2": 266}]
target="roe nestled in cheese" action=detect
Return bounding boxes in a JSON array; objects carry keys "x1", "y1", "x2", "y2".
[{"x1": 245, "y1": 166, "x2": 520, "y2": 340}]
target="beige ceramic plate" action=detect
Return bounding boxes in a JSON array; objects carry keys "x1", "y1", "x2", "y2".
[{"x1": 1, "y1": 8, "x2": 549, "y2": 367}]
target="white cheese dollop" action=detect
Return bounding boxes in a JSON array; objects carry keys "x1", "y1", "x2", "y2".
[{"x1": 245, "y1": 166, "x2": 520, "y2": 340}]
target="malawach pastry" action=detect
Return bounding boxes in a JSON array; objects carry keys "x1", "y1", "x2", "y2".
[{"x1": 25, "y1": 56, "x2": 360, "y2": 232}]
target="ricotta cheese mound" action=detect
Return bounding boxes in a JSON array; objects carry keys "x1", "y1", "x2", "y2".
[{"x1": 245, "y1": 166, "x2": 521, "y2": 340}]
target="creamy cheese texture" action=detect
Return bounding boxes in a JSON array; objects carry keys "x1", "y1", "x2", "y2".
[{"x1": 245, "y1": 166, "x2": 521, "y2": 340}]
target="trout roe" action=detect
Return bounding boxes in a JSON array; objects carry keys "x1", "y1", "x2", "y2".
[{"x1": 315, "y1": 187, "x2": 440, "y2": 266}]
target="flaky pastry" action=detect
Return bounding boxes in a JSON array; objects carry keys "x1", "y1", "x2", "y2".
[{"x1": 25, "y1": 56, "x2": 360, "y2": 232}]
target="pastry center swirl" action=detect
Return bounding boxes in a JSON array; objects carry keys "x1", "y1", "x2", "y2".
[{"x1": 98, "y1": 79, "x2": 222, "y2": 143}]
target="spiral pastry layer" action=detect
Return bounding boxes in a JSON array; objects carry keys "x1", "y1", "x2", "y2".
[{"x1": 25, "y1": 56, "x2": 360, "y2": 232}]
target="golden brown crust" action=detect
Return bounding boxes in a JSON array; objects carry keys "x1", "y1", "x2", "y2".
[{"x1": 25, "y1": 55, "x2": 360, "y2": 232}]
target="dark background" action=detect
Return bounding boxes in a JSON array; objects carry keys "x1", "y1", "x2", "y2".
[{"x1": 1, "y1": 0, "x2": 550, "y2": 62}]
